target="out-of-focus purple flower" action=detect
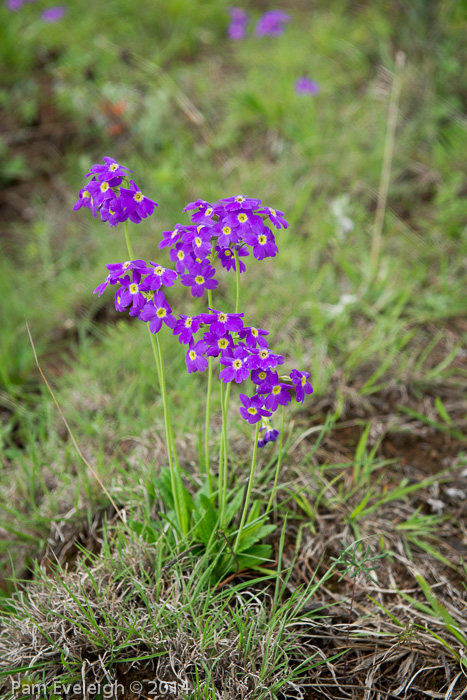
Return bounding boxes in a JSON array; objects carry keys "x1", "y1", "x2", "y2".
[
  {"x1": 258, "y1": 427, "x2": 279, "y2": 448},
  {"x1": 228, "y1": 7, "x2": 248, "y2": 40},
  {"x1": 295, "y1": 77, "x2": 320, "y2": 95},
  {"x1": 6, "y1": 0, "x2": 26, "y2": 11},
  {"x1": 255, "y1": 10, "x2": 290, "y2": 37},
  {"x1": 40, "y1": 5, "x2": 66, "y2": 22}
]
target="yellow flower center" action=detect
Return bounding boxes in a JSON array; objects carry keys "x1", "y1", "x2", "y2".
[
  {"x1": 238, "y1": 213, "x2": 248, "y2": 223},
  {"x1": 172, "y1": 229, "x2": 179, "y2": 238},
  {"x1": 218, "y1": 313, "x2": 227, "y2": 322},
  {"x1": 195, "y1": 275, "x2": 205, "y2": 285},
  {"x1": 123, "y1": 261, "x2": 131, "y2": 268},
  {"x1": 259, "y1": 372, "x2": 267, "y2": 380},
  {"x1": 117, "y1": 296, "x2": 121, "y2": 304},
  {"x1": 222, "y1": 226, "x2": 231, "y2": 235},
  {"x1": 247, "y1": 407, "x2": 257, "y2": 415},
  {"x1": 83, "y1": 190, "x2": 90, "y2": 198},
  {"x1": 233, "y1": 359, "x2": 242, "y2": 369},
  {"x1": 155, "y1": 266, "x2": 163, "y2": 275},
  {"x1": 273, "y1": 386, "x2": 281, "y2": 395},
  {"x1": 269, "y1": 208, "x2": 276, "y2": 216},
  {"x1": 236, "y1": 195, "x2": 245, "y2": 202},
  {"x1": 205, "y1": 207, "x2": 213, "y2": 216},
  {"x1": 259, "y1": 350, "x2": 269, "y2": 359},
  {"x1": 195, "y1": 237, "x2": 202, "y2": 247},
  {"x1": 177, "y1": 250, "x2": 185, "y2": 260},
  {"x1": 110, "y1": 163, "x2": 118, "y2": 171},
  {"x1": 156, "y1": 308, "x2": 166, "y2": 318},
  {"x1": 100, "y1": 182, "x2": 110, "y2": 192},
  {"x1": 185, "y1": 318, "x2": 193, "y2": 328},
  {"x1": 224, "y1": 250, "x2": 231, "y2": 256},
  {"x1": 301, "y1": 376, "x2": 307, "y2": 386},
  {"x1": 134, "y1": 191, "x2": 143, "y2": 202},
  {"x1": 251, "y1": 328, "x2": 258, "y2": 337},
  {"x1": 129, "y1": 283, "x2": 139, "y2": 294},
  {"x1": 258, "y1": 235, "x2": 267, "y2": 245},
  {"x1": 189, "y1": 351, "x2": 196, "y2": 360},
  {"x1": 218, "y1": 338, "x2": 229, "y2": 349}
]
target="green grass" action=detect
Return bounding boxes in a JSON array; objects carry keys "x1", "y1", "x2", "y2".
[{"x1": 1, "y1": 0, "x2": 467, "y2": 697}]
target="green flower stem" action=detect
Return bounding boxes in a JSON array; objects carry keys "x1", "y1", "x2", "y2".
[
  {"x1": 204, "y1": 288, "x2": 214, "y2": 492},
  {"x1": 124, "y1": 221, "x2": 184, "y2": 532},
  {"x1": 124, "y1": 221, "x2": 135, "y2": 260},
  {"x1": 234, "y1": 422, "x2": 260, "y2": 553},
  {"x1": 266, "y1": 406, "x2": 285, "y2": 514},
  {"x1": 219, "y1": 380, "x2": 228, "y2": 523},
  {"x1": 234, "y1": 249, "x2": 241, "y2": 314}
]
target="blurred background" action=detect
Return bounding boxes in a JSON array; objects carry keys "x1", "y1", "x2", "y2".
[{"x1": 0, "y1": 0, "x2": 466, "y2": 480}]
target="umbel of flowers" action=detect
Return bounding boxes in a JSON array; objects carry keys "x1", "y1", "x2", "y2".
[{"x1": 75, "y1": 157, "x2": 312, "y2": 560}]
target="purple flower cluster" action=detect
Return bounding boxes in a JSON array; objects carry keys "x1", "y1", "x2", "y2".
[
  {"x1": 228, "y1": 8, "x2": 291, "y2": 40},
  {"x1": 83, "y1": 165, "x2": 312, "y2": 446},
  {"x1": 94, "y1": 254, "x2": 312, "y2": 440},
  {"x1": 73, "y1": 156, "x2": 157, "y2": 227},
  {"x1": 160, "y1": 195, "x2": 287, "y2": 294},
  {"x1": 5, "y1": 0, "x2": 66, "y2": 21},
  {"x1": 228, "y1": 7, "x2": 248, "y2": 40}
]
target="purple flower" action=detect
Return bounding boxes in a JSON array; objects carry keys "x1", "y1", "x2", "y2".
[
  {"x1": 199, "y1": 308, "x2": 244, "y2": 336},
  {"x1": 93, "y1": 274, "x2": 112, "y2": 297},
  {"x1": 216, "y1": 245, "x2": 249, "y2": 273},
  {"x1": 212, "y1": 221, "x2": 241, "y2": 248},
  {"x1": 159, "y1": 225, "x2": 183, "y2": 249},
  {"x1": 228, "y1": 7, "x2": 248, "y2": 40},
  {"x1": 73, "y1": 186, "x2": 94, "y2": 213},
  {"x1": 145, "y1": 263, "x2": 178, "y2": 290},
  {"x1": 225, "y1": 210, "x2": 264, "y2": 236},
  {"x1": 186, "y1": 341, "x2": 209, "y2": 373},
  {"x1": 290, "y1": 370, "x2": 313, "y2": 403},
  {"x1": 295, "y1": 77, "x2": 320, "y2": 95},
  {"x1": 173, "y1": 314, "x2": 201, "y2": 345},
  {"x1": 219, "y1": 194, "x2": 262, "y2": 212},
  {"x1": 245, "y1": 347, "x2": 284, "y2": 372},
  {"x1": 258, "y1": 206, "x2": 288, "y2": 229},
  {"x1": 181, "y1": 260, "x2": 218, "y2": 298},
  {"x1": 139, "y1": 292, "x2": 176, "y2": 334},
  {"x1": 119, "y1": 180, "x2": 157, "y2": 223},
  {"x1": 41, "y1": 5, "x2": 66, "y2": 22},
  {"x1": 250, "y1": 368, "x2": 275, "y2": 386},
  {"x1": 259, "y1": 376, "x2": 292, "y2": 411},
  {"x1": 239, "y1": 394, "x2": 272, "y2": 424},
  {"x1": 258, "y1": 427, "x2": 279, "y2": 448},
  {"x1": 202, "y1": 331, "x2": 234, "y2": 357},
  {"x1": 255, "y1": 10, "x2": 290, "y2": 37},
  {"x1": 244, "y1": 225, "x2": 278, "y2": 260},
  {"x1": 170, "y1": 242, "x2": 192, "y2": 274},
  {"x1": 86, "y1": 156, "x2": 131, "y2": 184},
  {"x1": 184, "y1": 199, "x2": 216, "y2": 224},
  {"x1": 116, "y1": 271, "x2": 147, "y2": 313},
  {"x1": 238, "y1": 325, "x2": 269, "y2": 349},
  {"x1": 106, "y1": 259, "x2": 148, "y2": 282},
  {"x1": 219, "y1": 345, "x2": 250, "y2": 383}
]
